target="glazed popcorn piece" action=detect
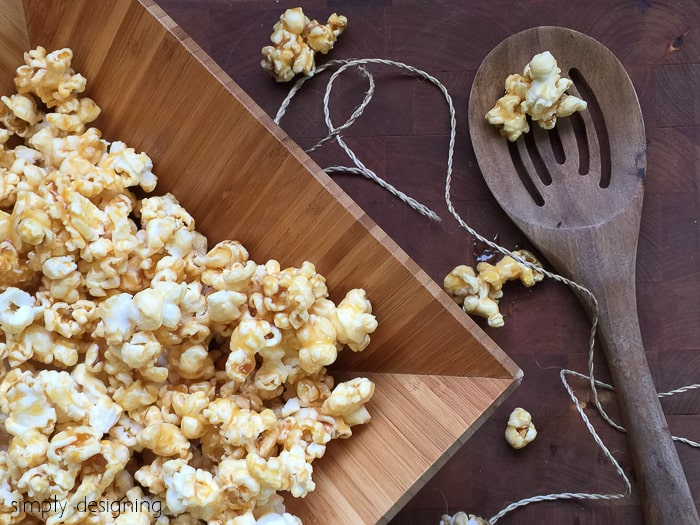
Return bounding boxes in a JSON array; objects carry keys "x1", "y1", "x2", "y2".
[
  {"x1": 486, "y1": 51, "x2": 587, "y2": 141},
  {"x1": 505, "y1": 407, "x2": 538, "y2": 449},
  {"x1": 440, "y1": 512, "x2": 489, "y2": 525},
  {"x1": 0, "y1": 46, "x2": 378, "y2": 524},
  {"x1": 444, "y1": 250, "x2": 544, "y2": 327},
  {"x1": 321, "y1": 377, "x2": 375, "y2": 426},
  {"x1": 0, "y1": 286, "x2": 41, "y2": 334},
  {"x1": 261, "y1": 7, "x2": 348, "y2": 82}
]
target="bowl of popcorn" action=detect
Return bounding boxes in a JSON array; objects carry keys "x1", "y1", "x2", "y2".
[{"x1": 0, "y1": 1, "x2": 521, "y2": 524}]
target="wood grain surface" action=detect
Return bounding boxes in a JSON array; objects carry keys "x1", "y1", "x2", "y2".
[
  {"x1": 151, "y1": 1, "x2": 700, "y2": 524},
  {"x1": 3, "y1": 0, "x2": 694, "y2": 523},
  {"x1": 0, "y1": 1, "x2": 524, "y2": 523}
]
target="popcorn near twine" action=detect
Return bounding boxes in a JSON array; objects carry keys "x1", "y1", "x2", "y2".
[{"x1": 273, "y1": 56, "x2": 700, "y2": 524}]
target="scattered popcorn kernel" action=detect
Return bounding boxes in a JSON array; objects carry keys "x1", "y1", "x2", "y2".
[
  {"x1": 0, "y1": 45, "x2": 377, "y2": 525},
  {"x1": 486, "y1": 51, "x2": 587, "y2": 141},
  {"x1": 444, "y1": 250, "x2": 543, "y2": 327},
  {"x1": 505, "y1": 407, "x2": 537, "y2": 449},
  {"x1": 261, "y1": 7, "x2": 348, "y2": 82},
  {"x1": 440, "y1": 512, "x2": 490, "y2": 525}
]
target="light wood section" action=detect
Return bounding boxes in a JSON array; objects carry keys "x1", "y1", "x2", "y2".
[
  {"x1": 0, "y1": 0, "x2": 27, "y2": 93},
  {"x1": 286, "y1": 373, "x2": 519, "y2": 525},
  {"x1": 0, "y1": 1, "x2": 521, "y2": 523}
]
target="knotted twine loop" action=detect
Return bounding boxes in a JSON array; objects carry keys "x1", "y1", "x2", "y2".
[
  {"x1": 273, "y1": 58, "x2": 699, "y2": 525},
  {"x1": 275, "y1": 58, "x2": 444, "y2": 222}
]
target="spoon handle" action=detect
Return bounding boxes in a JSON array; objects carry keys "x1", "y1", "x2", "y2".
[
  {"x1": 594, "y1": 284, "x2": 700, "y2": 525},
  {"x1": 535, "y1": 203, "x2": 699, "y2": 525},
  {"x1": 574, "y1": 203, "x2": 700, "y2": 525}
]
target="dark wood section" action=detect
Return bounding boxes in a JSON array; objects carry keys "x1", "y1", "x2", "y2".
[{"x1": 156, "y1": 2, "x2": 699, "y2": 523}]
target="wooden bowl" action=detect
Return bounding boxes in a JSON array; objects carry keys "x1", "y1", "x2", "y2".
[{"x1": 0, "y1": 1, "x2": 521, "y2": 523}]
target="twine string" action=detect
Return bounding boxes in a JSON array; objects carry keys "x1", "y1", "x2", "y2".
[{"x1": 273, "y1": 58, "x2": 699, "y2": 525}]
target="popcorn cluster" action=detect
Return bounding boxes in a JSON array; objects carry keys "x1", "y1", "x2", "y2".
[
  {"x1": 261, "y1": 7, "x2": 347, "y2": 82},
  {"x1": 444, "y1": 250, "x2": 543, "y2": 328},
  {"x1": 486, "y1": 51, "x2": 588, "y2": 141},
  {"x1": 0, "y1": 47, "x2": 378, "y2": 524}
]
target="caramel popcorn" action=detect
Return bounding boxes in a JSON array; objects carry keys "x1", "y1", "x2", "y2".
[
  {"x1": 261, "y1": 8, "x2": 348, "y2": 82},
  {"x1": 0, "y1": 47, "x2": 377, "y2": 524},
  {"x1": 505, "y1": 407, "x2": 537, "y2": 449},
  {"x1": 444, "y1": 250, "x2": 543, "y2": 327},
  {"x1": 440, "y1": 512, "x2": 490, "y2": 525},
  {"x1": 486, "y1": 51, "x2": 587, "y2": 141}
]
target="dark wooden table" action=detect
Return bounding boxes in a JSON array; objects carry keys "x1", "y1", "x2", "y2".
[{"x1": 156, "y1": 1, "x2": 699, "y2": 523}]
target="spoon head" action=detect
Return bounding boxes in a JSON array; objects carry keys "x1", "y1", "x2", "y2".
[{"x1": 468, "y1": 26, "x2": 646, "y2": 231}]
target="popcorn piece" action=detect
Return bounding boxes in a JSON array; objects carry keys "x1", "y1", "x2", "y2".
[
  {"x1": 0, "y1": 451, "x2": 24, "y2": 520},
  {"x1": 171, "y1": 390, "x2": 210, "y2": 440},
  {"x1": 296, "y1": 314, "x2": 338, "y2": 374},
  {"x1": 41, "y1": 255, "x2": 82, "y2": 303},
  {"x1": 0, "y1": 369, "x2": 56, "y2": 436},
  {"x1": 331, "y1": 289, "x2": 378, "y2": 352},
  {"x1": 5, "y1": 322, "x2": 81, "y2": 367},
  {"x1": 256, "y1": 513, "x2": 303, "y2": 525},
  {"x1": 117, "y1": 331, "x2": 168, "y2": 382},
  {"x1": 94, "y1": 292, "x2": 138, "y2": 345},
  {"x1": 207, "y1": 289, "x2": 247, "y2": 324},
  {"x1": 133, "y1": 287, "x2": 165, "y2": 330},
  {"x1": 277, "y1": 444, "x2": 315, "y2": 497},
  {"x1": 477, "y1": 249, "x2": 544, "y2": 291},
  {"x1": 253, "y1": 345, "x2": 288, "y2": 400},
  {"x1": 261, "y1": 8, "x2": 348, "y2": 82},
  {"x1": 247, "y1": 260, "x2": 328, "y2": 331},
  {"x1": 161, "y1": 459, "x2": 221, "y2": 516},
  {"x1": 202, "y1": 240, "x2": 257, "y2": 293},
  {"x1": 444, "y1": 264, "x2": 502, "y2": 328},
  {"x1": 204, "y1": 398, "x2": 279, "y2": 454},
  {"x1": 486, "y1": 51, "x2": 587, "y2": 141},
  {"x1": 321, "y1": 377, "x2": 375, "y2": 426},
  {"x1": 39, "y1": 369, "x2": 93, "y2": 423},
  {"x1": 277, "y1": 406, "x2": 333, "y2": 460},
  {"x1": 505, "y1": 407, "x2": 537, "y2": 449},
  {"x1": 15, "y1": 47, "x2": 88, "y2": 111},
  {"x1": 169, "y1": 343, "x2": 215, "y2": 381},
  {"x1": 0, "y1": 286, "x2": 42, "y2": 335},
  {"x1": 305, "y1": 13, "x2": 347, "y2": 54},
  {"x1": 1, "y1": 93, "x2": 42, "y2": 125},
  {"x1": 288, "y1": 375, "x2": 332, "y2": 409},
  {"x1": 484, "y1": 93, "x2": 529, "y2": 143},
  {"x1": 47, "y1": 425, "x2": 102, "y2": 465},
  {"x1": 440, "y1": 512, "x2": 490, "y2": 525},
  {"x1": 227, "y1": 318, "x2": 281, "y2": 382},
  {"x1": 444, "y1": 250, "x2": 543, "y2": 327},
  {"x1": 139, "y1": 422, "x2": 191, "y2": 458}
]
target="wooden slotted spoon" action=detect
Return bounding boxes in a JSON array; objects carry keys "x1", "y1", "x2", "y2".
[{"x1": 468, "y1": 27, "x2": 698, "y2": 525}]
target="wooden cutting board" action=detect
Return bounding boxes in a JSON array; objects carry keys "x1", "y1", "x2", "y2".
[{"x1": 156, "y1": 1, "x2": 700, "y2": 523}]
